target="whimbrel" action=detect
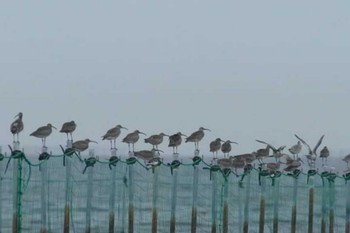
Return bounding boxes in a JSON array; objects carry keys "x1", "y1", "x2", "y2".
[
  {"x1": 185, "y1": 127, "x2": 210, "y2": 153},
  {"x1": 134, "y1": 149, "x2": 162, "y2": 162},
  {"x1": 319, "y1": 146, "x2": 330, "y2": 166},
  {"x1": 209, "y1": 138, "x2": 224, "y2": 158},
  {"x1": 230, "y1": 156, "x2": 246, "y2": 175},
  {"x1": 289, "y1": 141, "x2": 302, "y2": 159},
  {"x1": 102, "y1": 125, "x2": 128, "y2": 149},
  {"x1": 72, "y1": 139, "x2": 97, "y2": 154},
  {"x1": 168, "y1": 132, "x2": 187, "y2": 155},
  {"x1": 144, "y1": 133, "x2": 169, "y2": 149},
  {"x1": 10, "y1": 112, "x2": 24, "y2": 143},
  {"x1": 60, "y1": 121, "x2": 76, "y2": 141},
  {"x1": 256, "y1": 140, "x2": 286, "y2": 162},
  {"x1": 122, "y1": 130, "x2": 146, "y2": 152},
  {"x1": 221, "y1": 140, "x2": 238, "y2": 157},
  {"x1": 30, "y1": 123, "x2": 56, "y2": 147},
  {"x1": 255, "y1": 145, "x2": 270, "y2": 163},
  {"x1": 284, "y1": 157, "x2": 303, "y2": 172},
  {"x1": 294, "y1": 134, "x2": 324, "y2": 168}
]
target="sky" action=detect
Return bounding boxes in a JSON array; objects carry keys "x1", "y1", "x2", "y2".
[{"x1": 1, "y1": 1, "x2": 350, "y2": 163}]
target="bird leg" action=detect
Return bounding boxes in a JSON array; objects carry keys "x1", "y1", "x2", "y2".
[
  {"x1": 132, "y1": 143, "x2": 135, "y2": 152},
  {"x1": 128, "y1": 143, "x2": 131, "y2": 153},
  {"x1": 110, "y1": 140, "x2": 113, "y2": 150},
  {"x1": 113, "y1": 139, "x2": 117, "y2": 149},
  {"x1": 13, "y1": 134, "x2": 15, "y2": 143}
]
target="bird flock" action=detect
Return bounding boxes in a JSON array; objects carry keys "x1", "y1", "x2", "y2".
[{"x1": 7, "y1": 112, "x2": 350, "y2": 173}]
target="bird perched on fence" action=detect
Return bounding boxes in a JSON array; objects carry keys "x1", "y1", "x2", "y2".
[
  {"x1": 209, "y1": 138, "x2": 224, "y2": 158},
  {"x1": 122, "y1": 130, "x2": 146, "y2": 152},
  {"x1": 30, "y1": 123, "x2": 56, "y2": 148},
  {"x1": 319, "y1": 146, "x2": 330, "y2": 166},
  {"x1": 168, "y1": 132, "x2": 187, "y2": 155},
  {"x1": 72, "y1": 139, "x2": 97, "y2": 154},
  {"x1": 294, "y1": 134, "x2": 324, "y2": 168},
  {"x1": 255, "y1": 145, "x2": 270, "y2": 163},
  {"x1": 289, "y1": 141, "x2": 302, "y2": 159},
  {"x1": 10, "y1": 112, "x2": 24, "y2": 143},
  {"x1": 60, "y1": 121, "x2": 77, "y2": 141},
  {"x1": 186, "y1": 127, "x2": 210, "y2": 153},
  {"x1": 144, "y1": 133, "x2": 169, "y2": 149},
  {"x1": 134, "y1": 149, "x2": 162, "y2": 162},
  {"x1": 221, "y1": 140, "x2": 238, "y2": 158},
  {"x1": 102, "y1": 125, "x2": 128, "y2": 149},
  {"x1": 256, "y1": 140, "x2": 286, "y2": 162}
]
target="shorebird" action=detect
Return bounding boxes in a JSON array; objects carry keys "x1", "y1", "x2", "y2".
[
  {"x1": 284, "y1": 157, "x2": 303, "y2": 172},
  {"x1": 217, "y1": 157, "x2": 234, "y2": 169},
  {"x1": 265, "y1": 162, "x2": 280, "y2": 174},
  {"x1": 102, "y1": 125, "x2": 128, "y2": 149},
  {"x1": 319, "y1": 146, "x2": 330, "y2": 166},
  {"x1": 231, "y1": 156, "x2": 246, "y2": 175},
  {"x1": 289, "y1": 141, "x2": 302, "y2": 159},
  {"x1": 256, "y1": 140, "x2": 286, "y2": 162},
  {"x1": 134, "y1": 149, "x2": 162, "y2": 162},
  {"x1": 185, "y1": 127, "x2": 210, "y2": 153},
  {"x1": 60, "y1": 121, "x2": 76, "y2": 141},
  {"x1": 343, "y1": 154, "x2": 350, "y2": 169},
  {"x1": 144, "y1": 133, "x2": 169, "y2": 149},
  {"x1": 10, "y1": 112, "x2": 24, "y2": 143},
  {"x1": 209, "y1": 138, "x2": 224, "y2": 158},
  {"x1": 237, "y1": 153, "x2": 256, "y2": 164},
  {"x1": 30, "y1": 123, "x2": 56, "y2": 147},
  {"x1": 221, "y1": 140, "x2": 238, "y2": 157},
  {"x1": 72, "y1": 139, "x2": 97, "y2": 153},
  {"x1": 294, "y1": 134, "x2": 324, "y2": 168},
  {"x1": 122, "y1": 130, "x2": 146, "y2": 152},
  {"x1": 255, "y1": 145, "x2": 270, "y2": 163},
  {"x1": 168, "y1": 132, "x2": 187, "y2": 154}
]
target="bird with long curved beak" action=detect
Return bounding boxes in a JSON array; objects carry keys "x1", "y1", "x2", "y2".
[
  {"x1": 168, "y1": 132, "x2": 187, "y2": 155},
  {"x1": 72, "y1": 139, "x2": 98, "y2": 155},
  {"x1": 122, "y1": 130, "x2": 147, "y2": 153},
  {"x1": 221, "y1": 140, "x2": 238, "y2": 158},
  {"x1": 60, "y1": 121, "x2": 77, "y2": 142},
  {"x1": 11, "y1": 112, "x2": 24, "y2": 144},
  {"x1": 209, "y1": 138, "x2": 225, "y2": 158},
  {"x1": 144, "y1": 133, "x2": 169, "y2": 149},
  {"x1": 185, "y1": 127, "x2": 210, "y2": 155},
  {"x1": 102, "y1": 125, "x2": 128, "y2": 149},
  {"x1": 30, "y1": 123, "x2": 57, "y2": 148}
]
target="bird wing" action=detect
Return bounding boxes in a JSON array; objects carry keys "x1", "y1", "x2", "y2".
[
  {"x1": 256, "y1": 140, "x2": 277, "y2": 151},
  {"x1": 294, "y1": 134, "x2": 312, "y2": 155},
  {"x1": 313, "y1": 135, "x2": 325, "y2": 155}
]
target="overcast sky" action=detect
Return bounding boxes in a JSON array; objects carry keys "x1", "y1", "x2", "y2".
[{"x1": 1, "y1": 1, "x2": 350, "y2": 160}]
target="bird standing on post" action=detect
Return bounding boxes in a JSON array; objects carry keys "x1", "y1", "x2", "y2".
[
  {"x1": 289, "y1": 141, "x2": 302, "y2": 159},
  {"x1": 30, "y1": 123, "x2": 56, "y2": 148},
  {"x1": 319, "y1": 146, "x2": 330, "y2": 166},
  {"x1": 209, "y1": 138, "x2": 224, "y2": 158},
  {"x1": 144, "y1": 133, "x2": 169, "y2": 149},
  {"x1": 221, "y1": 140, "x2": 238, "y2": 158},
  {"x1": 185, "y1": 127, "x2": 210, "y2": 155},
  {"x1": 60, "y1": 121, "x2": 77, "y2": 142},
  {"x1": 102, "y1": 125, "x2": 128, "y2": 149},
  {"x1": 294, "y1": 134, "x2": 324, "y2": 169},
  {"x1": 10, "y1": 112, "x2": 24, "y2": 143},
  {"x1": 122, "y1": 130, "x2": 146, "y2": 153},
  {"x1": 256, "y1": 140, "x2": 286, "y2": 162},
  {"x1": 168, "y1": 132, "x2": 187, "y2": 155},
  {"x1": 72, "y1": 139, "x2": 97, "y2": 154}
]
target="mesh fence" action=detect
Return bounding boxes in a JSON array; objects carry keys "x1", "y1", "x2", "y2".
[{"x1": 0, "y1": 146, "x2": 349, "y2": 233}]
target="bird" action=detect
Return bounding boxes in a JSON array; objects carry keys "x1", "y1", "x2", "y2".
[
  {"x1": 236, "y1": 153, "x2": 256, "y2": 164},
  {"x1": 265, "y1": 162, "x2": 281, "y2": 174},
  {"x1": 122, "y1": 130, "x2": 146, "y2": 152},
  {"x1": 343, "y1": 154, "x2": 350, "y2": 169},
  {"x1": 289, "y1": 141, "x2": 302, "y2": 159},
  {"x1": 284, "y1": 158, "x2": 303, "y2": 172},
  {"x1": 72, "y1": 139, "x2": 97, "y2": 154},
  {"x1": 168, "y1": 132, "x2": 187, "y2": 155},
  {"x1": 185, "y1": 127, "x2": 210, "y2": 153},
  {"x1": 134, "y1": 149, "x2": 162, "y2": 162},
  {"x1": 255, "y1": 145, "x2": 270, "y2": 163},
  {"x1": 294, "y1": 134, "x2": 324, "y2": 168},
  {"x1": 102, "y1": 125, "x2": 128, "y2": 149},
  {"x1": 256, "y1": 140, "x2": 286, "y2": 162},
  {"x1": 217, "y1": 157, "x2": 234, "y2": 169},
  {"x1": 209, "y1": 138, "x2": 224, "y2": 158},
  {"x1": 10, "y1": 112, "x2": 24, "y2": 143},
  {"x1": 30, "y1": 123, "x2": 56, "y2": 147},
  {"x1": 144, "y1": 133, "x2": 169, "y2": 149},
  {"x1": 221, "y1": 140, "x2": 238, "y2": 157},
  {"x1": 231, "y1": 156, "x2": 246, "y2": 175},
  {"x1": 319, "y1": 146, "x2": 330, "y2": 166},
  {"x1": 60, "y1": 121, "x2": 77, "y2": 141}
]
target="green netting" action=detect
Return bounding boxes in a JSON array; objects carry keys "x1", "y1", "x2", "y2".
[{"x1": 0, "y1": 147, "x2": 349, "y2": 233}]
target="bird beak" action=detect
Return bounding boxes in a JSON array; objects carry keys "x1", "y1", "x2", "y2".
[
  {"x1": 122, "y1": 127, "x2": 128, "y2": 130},
  {"x1": 14, "y1": 113, "x2": 19, "y2": 118},
  {"x1": 181, "y1": 133, "x2": 188, "y2": 137},
  {"x1": 204, "y1": 128, "x2": 211, "y2": 131},
  {"x1": 231, "y1": 141, "x2": 239, "y2": 144},
  {"x1": 140, "y1": 132, "x2": 147, "y2": 136},
  {"x1": 91, "y1": 140, "x2": 98, "y2": 144},
  {"x1": 52, "y1": 125, "x2": 57, "y2": 130}
]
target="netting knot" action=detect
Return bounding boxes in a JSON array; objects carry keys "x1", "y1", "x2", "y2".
[{"x1": 109, "y1": 156, "x2": 119, "y2": 170}]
